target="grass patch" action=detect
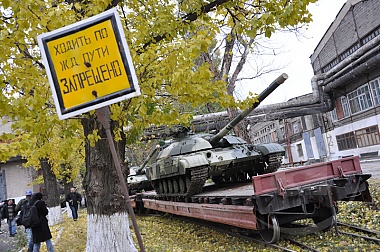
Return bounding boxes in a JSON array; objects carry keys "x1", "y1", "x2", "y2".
[{"x1": 17, "y1": 179, "x2": 380, "y2": 251}]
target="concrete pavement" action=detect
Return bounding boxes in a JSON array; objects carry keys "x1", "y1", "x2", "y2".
[
  {"x1": 0, "y1": 219, "x2": 20, "y2": 252},
  {"x1": 359, "y1": 158, "x2": 380, "y2": 179}
]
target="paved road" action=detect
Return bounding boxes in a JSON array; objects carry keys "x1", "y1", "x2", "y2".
[
  {"x1": 359, "y1": 158, "x2": 380, "y2": 179},
  {"x1": 0, "y1": 220, "x2": 20, "y2": 252}
]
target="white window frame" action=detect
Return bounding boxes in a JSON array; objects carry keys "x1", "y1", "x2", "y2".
[
  {"x1": 347, "y1": 84, "x2": 373, "y2": 114},
  {"x1": 330, "y1": 108, "x2": 338, "y2": 122},
  {"x1": 292, "y1": 121, "x2": 299, "y2": 134},
  {"x1": 370, "y1": 79, "x2": 380, "y2": 106},
  {"x1": 280, "y1": 126, "x2": 285, "y2": 138},
  {"x1": 341, "y1": 96, "x2": 351, "y2": 118}
]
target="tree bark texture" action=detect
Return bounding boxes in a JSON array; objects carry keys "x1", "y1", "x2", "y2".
[
  {"x1": 40, "y1": 158, "x2": 61, "y2": 206},
  {"x1": 40, "y1": 158, "x2": 62, "y2": 225},
  {"x1": 81, "y1": 116, "x2": 136, "y2": 251},
  {"x1": 227, "y1": 107, "x2": 252, "y2": 143}
]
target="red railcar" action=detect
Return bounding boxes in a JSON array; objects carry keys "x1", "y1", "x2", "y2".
[{"x1": 133, "y1": 156, "x2": 371, "y2": 243}]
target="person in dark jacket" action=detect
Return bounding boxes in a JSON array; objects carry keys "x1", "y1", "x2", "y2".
[
  {"x1": 65, "y1": 187, "x2": 82, "y2": 221},
  {"x1": 15, "y1": 190, "x2": 34, "y2": 252},
  {"x1": 1, "y1": 199, "x2": 17, "y2": 237},
  {"x1": 29, "y1": 192, "x2": 54, "y2": 252}
]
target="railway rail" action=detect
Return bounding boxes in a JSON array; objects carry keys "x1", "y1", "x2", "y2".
[
  {"x1": 167, "y1": 214, "x2": 305, "y2": 252},
  {"x1": 337, "y1": 222, "x2": 380, "y2": 245},
  {"x1": 132, "y1": 156, "x2": 372, "y2": 244}
]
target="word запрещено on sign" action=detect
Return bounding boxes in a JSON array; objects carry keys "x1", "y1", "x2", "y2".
[{"x1": 47, "y1": 19, "x2": 130, "y2": 109}]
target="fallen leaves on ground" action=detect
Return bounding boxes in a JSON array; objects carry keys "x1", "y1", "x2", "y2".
[{"x1": 17, "y1": 179, "x2": 380, "y2": 251}]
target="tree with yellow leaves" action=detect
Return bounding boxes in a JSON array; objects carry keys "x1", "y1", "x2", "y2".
[{"x1": 0, "y1": 0, "x2": 316, "y2": 250}]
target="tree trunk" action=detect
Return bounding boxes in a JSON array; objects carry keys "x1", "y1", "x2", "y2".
[
  {"x1": 81, "y1": 115, "x2": 137, "y2": 252},
  {"x1": 40, "y1": 158, "x2": 62, "y2": 225},
  {"x1": 227, "y1": 108, "x2": 252, "y2": 143}
]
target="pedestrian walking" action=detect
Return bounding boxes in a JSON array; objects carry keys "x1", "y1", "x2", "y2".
[
  {"x1": 16, "y1": 190, "x2": 34, "y2": 252},
  {"x1": 65, "y1": 187, "x2": 82, "y2": 221},
  {"x1": 29, "y1": 192, "x2": 54, "y2": 252},
  {"x1": 1, "y1": 199, "x2": 17, "y2": 237}
]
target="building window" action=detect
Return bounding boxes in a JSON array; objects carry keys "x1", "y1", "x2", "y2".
[
  {"x1": 341, "y1": 96, "x2": 350, "y2": 118},
  {"x1": 292, "y1": 121, "x2": 299, "y2": 134},
  {"x1": 361, "y1": 26, "x2": 380, "y2": 45},
  {"x1": 272, "y1": 130, "x2": 278, "y2": 142},
  {"x1": 348, "y1": 85, "x2": 373, "y2": 114},
  {"x1": 297, "y1": 144, "x2": 304, "y2": 157},
  {"x1": 280, "y1": 127, "x2": 285, "y2": 138},
  {"x1": 370, "y1": 79, "x2": 380, "y2": 106},
  {"x1": 330, "y1": 108, "x2": 338, "y2": 122},
  {"x1": 356, "y1": 125, "x2": 380, "y2": 147},
  {"x1": 336, "y1": 132, "x2": 356, "y2": 150},
  {"x1": 339, "y1": 42, "x2": 360, "y2": 61}
]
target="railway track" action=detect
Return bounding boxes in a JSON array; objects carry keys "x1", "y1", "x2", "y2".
[
  {"x1": 337, "y1": 221, "x2": 380, "y2": 245},
  {"x1": 145, "y1": 212, "x2": 380, "y2": 251},
  {"x1": 152, "y1": 213, "x2": 321, "y2": 251},
  {"x1": 279, "y1": 220, "x2": 380, "y2": 251}
]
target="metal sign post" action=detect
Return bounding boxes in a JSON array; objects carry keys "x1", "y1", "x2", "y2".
[
  {"x1": 96, "y1": 106, "x2": 145, "y2": 252},
  {"x1": 38, "y1": 8, "x2": 145, "y2": 250}
]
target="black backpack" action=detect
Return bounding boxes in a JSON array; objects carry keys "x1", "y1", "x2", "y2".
[
  {"x1": 16, "y1": 199, "x2": 29, "y2": 226},
  {"x1": 21, "y1": 200, "x2": 41, "y2": 228}
]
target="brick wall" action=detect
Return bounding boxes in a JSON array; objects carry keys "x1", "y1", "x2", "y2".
[{"x1": 311, "y1": 0, "x2": 380, "y2": 73}]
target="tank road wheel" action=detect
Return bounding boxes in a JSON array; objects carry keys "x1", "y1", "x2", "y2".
[
  {"x1": 172, "y1": 179, "x2": 179, "y2": 194},
  {"x1": 178, "y1": 177, "x2": 186, "y2": 194},
  {"x1": 153, "y1": 181, "x2": 161, "y2": 194},
  {"x1": 185, "y1": 176, "x2": 191, "y2": 193},
  {"x1": 257, "y1": 214, "x2": 280, "y2": 244},
  {"x1": 167, "y1": 179, "x2": 173, "y2": 194},
  {"x1": 159, "y1": 181, "x2": 164, "y2": 194},
  {"x1": 162, "y1": 180, "x2": 168, "y2": 194}
]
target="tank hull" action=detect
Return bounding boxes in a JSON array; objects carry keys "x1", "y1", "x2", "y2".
[{"x1": 146, "y1": 137, "x2": 285, "y2": 196}]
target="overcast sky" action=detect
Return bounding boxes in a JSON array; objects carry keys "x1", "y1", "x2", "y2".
[{"x1": 236, "y1": 0, "x2": 347, "y2": 105}]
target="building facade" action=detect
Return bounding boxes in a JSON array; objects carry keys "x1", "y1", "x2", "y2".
[
  {"x1": 313, "y1": 0, "x2": 380, "y2": 161},
  {"x1": 0, "y1": 119, "x2": 37, "y2": 201},
  {"x1": 250, "y1": 0, "x2": 380, "y2": 164}
]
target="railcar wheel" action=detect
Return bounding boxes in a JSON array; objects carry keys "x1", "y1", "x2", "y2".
[
  {"x1": 178, "y1": 177, "x2": 186, "y2": 194},
  {"x1": 167, "y1": 179, "x2": 173, "y2": 194},
  {"x1": 172, "y1": 179, "x2": 179, "y2": 194},
  {"x1": 258, "y1": 214, "x2": 280, "y2": 244},
  {"x1": 313, "y1": 206, "x2": 336, "y2": 232}
]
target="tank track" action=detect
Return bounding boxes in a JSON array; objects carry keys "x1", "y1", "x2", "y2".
[
  {"x1": 185, "y1": 166, "x2": 209, "y2": 196},
  {"x1": 153, "y1": 166, "x2": 209, "y2": 198},
  {"x1": 265, "y1": 153, "x2": 283, "y2": 173}
]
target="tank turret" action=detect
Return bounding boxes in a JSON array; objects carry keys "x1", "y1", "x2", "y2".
[
  {"x1": 135, "y1": 145, "x2": 160, "y2": 175},
  {"x1": 127, "y1": 146, "x2": 160, "y2": 194},
  {"x1": 145, "y1": 74, "x2": 288, "y2": 197}
]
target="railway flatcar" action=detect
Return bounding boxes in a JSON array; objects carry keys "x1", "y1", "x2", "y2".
[{"x1": 133, "y1": 156, "x2": 371, "y2": 243}]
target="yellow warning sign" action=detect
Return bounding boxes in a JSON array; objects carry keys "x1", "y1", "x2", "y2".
[
  {"x1": 38, "y1": 8, "x2": 140, "y2": 120},
  {"x1": 47, "y1": 19, "x2": 130, "y2": 109}
]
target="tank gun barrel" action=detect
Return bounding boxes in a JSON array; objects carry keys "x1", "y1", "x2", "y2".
[
  {"x1": 136, "y1": 145, "x2": 160, "y2": 175},
  {"x1": 209, "y1": 73, "x2": 288, "y2": 145}
]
